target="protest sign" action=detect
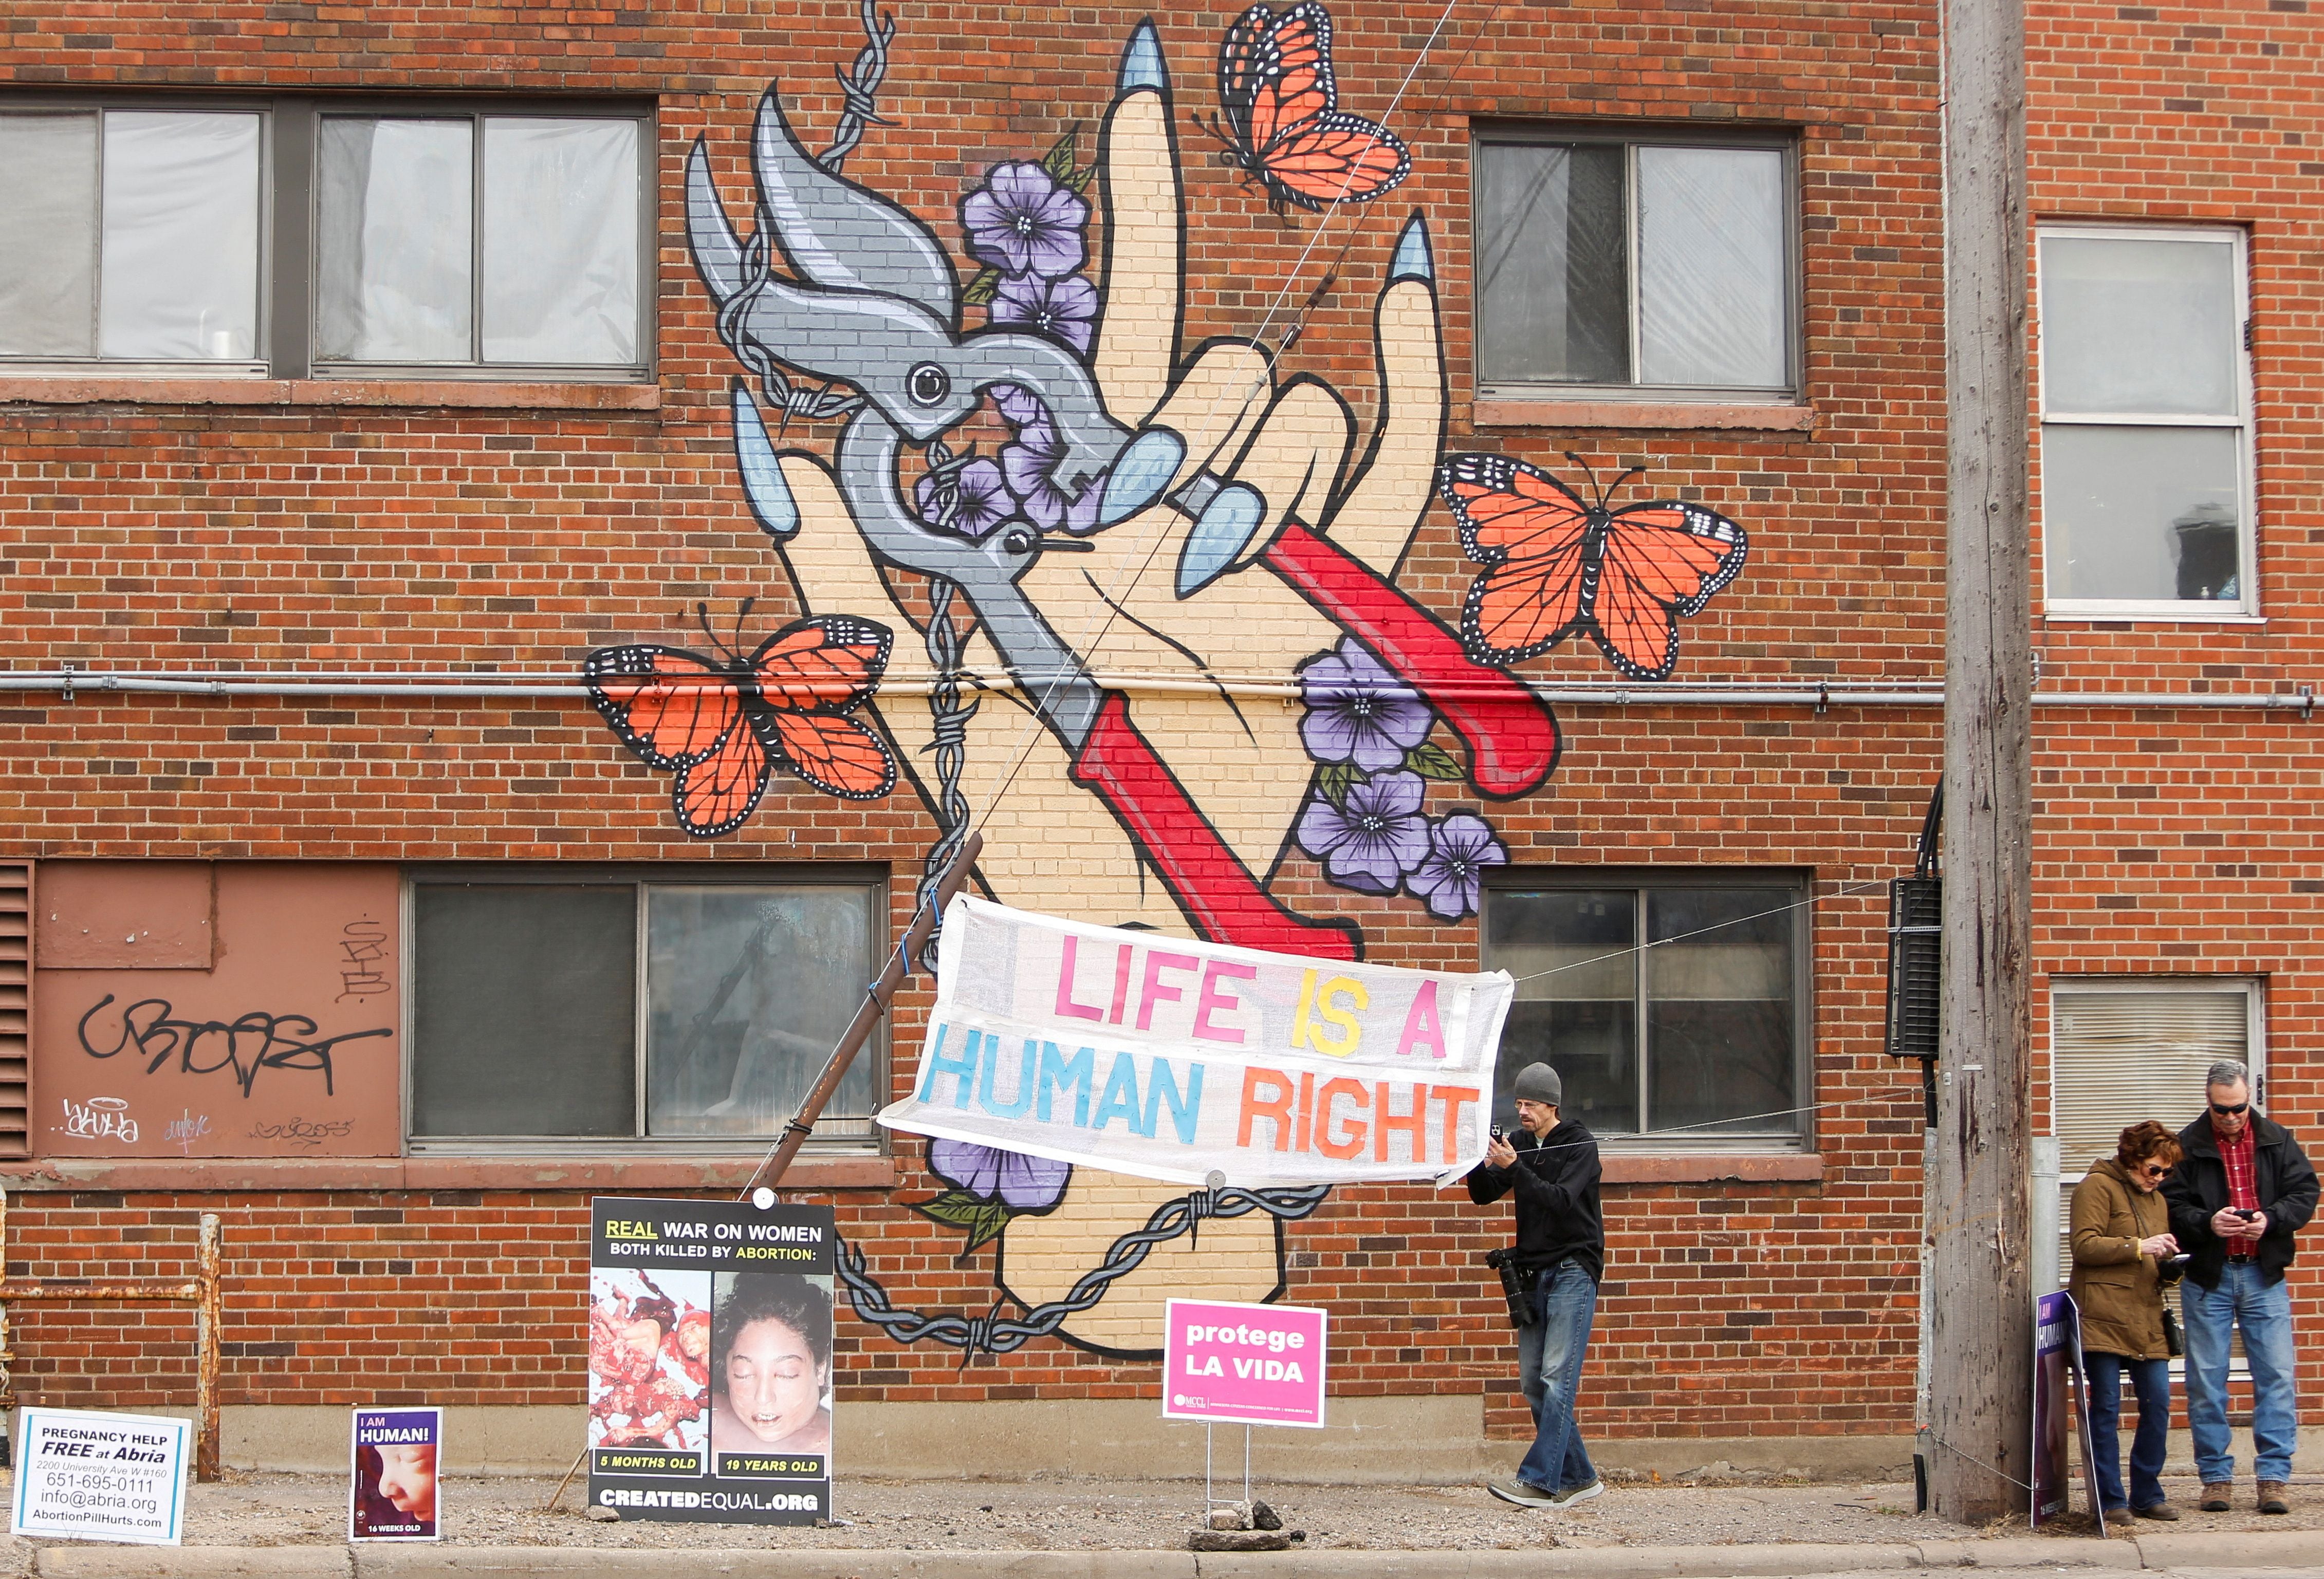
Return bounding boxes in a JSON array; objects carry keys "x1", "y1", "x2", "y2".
[
  {"x1": 349, "y1": 1406, "x2": 441, "y2": 1540},
  {"x1": 2031, "y1": 1292, "x2": 2106, "y2": 1531},
  {"x1": 588, "y1": 1196, "x2": 835, "y2": 1525},
  {"x1": 878, "y1": 897, "x2": 1515, "y2": 1187},
  {"x1": 2031, "y1": 1292, "x2": 2072, "y2": 1525},
  {"x1": 1163, "y1": 1299, "x2": 1327, "y2": 1428},
  {"x1": 11, "y1": 1407, "x2": 189, "y2": 1546}
]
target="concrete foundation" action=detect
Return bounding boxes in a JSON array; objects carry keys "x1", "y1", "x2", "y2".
[
  {"x1": 186, "y1": 1400, "x2": 1927, "y2": 1482},
  {"x1": 28, "y1": 1401, "x2": 2311, "y2": 1485}
]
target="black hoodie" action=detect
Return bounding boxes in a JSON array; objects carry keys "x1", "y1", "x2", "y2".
[{"x1": 1466, "y1": 1118, "x2": 1604, "y2": 1284}]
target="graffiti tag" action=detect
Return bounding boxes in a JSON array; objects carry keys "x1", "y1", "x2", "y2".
[
  {"x1": 165, "y1": 1109, "x2": 212, "y2": 1154},
  {"x1": 56, "y1": 1095, "x2": 139, "y2": 1144},
  {"x1": 337, "y1": 916, "x2": 393, "y2": 1002},
  {"x1": 246, "y1": 1116, "x2": 356, "y2": 1148},
  {"x1": 76, "y1": 995, "x2": 392, "y2": 1099}
]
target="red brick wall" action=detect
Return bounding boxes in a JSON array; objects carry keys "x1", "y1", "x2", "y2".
[{"x1": 0, "y1": 0, "x2": 2316, "y2": 1446}]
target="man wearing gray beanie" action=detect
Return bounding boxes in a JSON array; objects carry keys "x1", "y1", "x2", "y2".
[{"x1": 1468, "y1": 1060, "x2": 1604, "y2": 1510}]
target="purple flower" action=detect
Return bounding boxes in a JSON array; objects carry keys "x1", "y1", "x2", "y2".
[
  {"x1": 961, "y1": 162, "x2": 1089, "y2": 279},
  {"x1": 1408, "y1": 812, "x2": 1509, "y2": 921},
  {"x1": 992, "y1": 384, "x2": 1050, "y2": 431},
  {"x1": 1296, "y1": 639, "x2": 1435, "y2": 773},
  {"x1": 1001, "y1": 420, "x2": 1100, "y2": 534},
  {"x1": 930, "y1": 1138, "x2": 1072, "y2": 1211},
  {"x1": 991, "y1": 271, "x2": 1098, "y2": 354},
  {"x1": 1296, "y1": 770, "x2": 1431, "y2": 895},
  {"x1": 913, "y1": 456, "x2": 1013, "y2": 538}
]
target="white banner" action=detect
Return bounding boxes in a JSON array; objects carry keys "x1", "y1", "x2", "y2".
[{"x1": 877, "y1": 897, "x2": 1514, "y2": 1187}]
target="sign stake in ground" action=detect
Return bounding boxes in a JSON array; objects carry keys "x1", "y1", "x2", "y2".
[
  {"x1": 1929, "y1": 0, "x2": 2035, "y2": 1526},
  {"x1": 1164, "y1": 1292, "x2": 1327, "y2": 1520}
]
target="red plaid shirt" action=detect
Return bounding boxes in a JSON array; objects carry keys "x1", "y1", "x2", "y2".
[{"x1": 2217, "y1": 1117, "x2": 2260, "y2": 1260}]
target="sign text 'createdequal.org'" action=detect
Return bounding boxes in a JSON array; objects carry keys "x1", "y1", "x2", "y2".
[{"x1": 878, "y1": 898, "x2": 1515, "y2": 1187}]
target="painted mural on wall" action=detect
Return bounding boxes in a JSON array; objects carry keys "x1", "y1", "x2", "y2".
[{"x1": 583, "y1": 8, "x2": 1746, "y2": 1354}]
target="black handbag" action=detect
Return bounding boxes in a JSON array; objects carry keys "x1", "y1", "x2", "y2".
[{"x1": 2162, "y1": 1305, "x2": 2184, "y2": 1359}]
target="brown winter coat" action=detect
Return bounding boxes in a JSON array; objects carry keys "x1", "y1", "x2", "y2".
[{"x1": 2068, "y1": 1157, "x2": 2172, "y2": 1360}]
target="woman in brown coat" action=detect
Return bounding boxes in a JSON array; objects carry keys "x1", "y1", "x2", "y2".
[{"x1": 2069, "y1": 1119, "x2": 2184, "y2": 1524}]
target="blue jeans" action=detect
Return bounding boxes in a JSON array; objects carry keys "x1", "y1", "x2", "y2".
[
  {"x1": 1515, "y1": 1259, "x2": 1598, "y2": 1493},
  {"x1": 2082, "y1": 1351, "x2": 2171, "y2": 1511},
  {"x1": 2183, "y1": 1261, "x2": 2299, "y2": 1484}
]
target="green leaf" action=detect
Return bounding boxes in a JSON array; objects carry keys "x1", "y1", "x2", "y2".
[
  {"x1": 1315, "y1": 761, "x2": 1360, "y2": 808},
  {"x1": 961, "y1": 267, "x2": 1002, "y2": 307},
  {"x1": 1062, "y1": 162, "x2": 1096, "y2": 195},
  {"x1": 1406, "y1": 742, "x2": 1465, "y2": 781},
  {"x1": 1042, "y1": 125, "x2": 1081, "y2": 181},
  {"x1": 913, "y1": 1189, "x2": 1015, "y2": 1251}
]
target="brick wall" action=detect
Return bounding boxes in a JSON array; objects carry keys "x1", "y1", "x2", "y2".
[{"x1": 0, "y1": 0, "x2": 2316, "y2": 1448}]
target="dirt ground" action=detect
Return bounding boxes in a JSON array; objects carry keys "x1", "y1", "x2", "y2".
[{"x1": 13, "y1": 1467, "x2": 2320, "y2": 1551}]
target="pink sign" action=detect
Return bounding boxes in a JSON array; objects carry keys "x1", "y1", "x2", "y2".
[{"x1": 1163, "y1": 1299, "x2": 1328, "y2": 1428}]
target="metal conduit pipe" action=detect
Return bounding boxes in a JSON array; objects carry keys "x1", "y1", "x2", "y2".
[{"x1": 0, "y1": 671, "x2": 2309, "y2": 711}]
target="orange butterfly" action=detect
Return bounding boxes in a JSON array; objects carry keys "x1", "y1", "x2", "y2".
[
  {"x1": 585, "y1": 606, "x2": 896, "y2": 837},
  {"x1": 1207, "y1": 3, "x2": 1410, "y2": 216},
  {"x1": 1438, "y1": 453, "x2": 1748, "y2": 682}
]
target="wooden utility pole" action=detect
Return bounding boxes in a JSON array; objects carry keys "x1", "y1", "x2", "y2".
[{"x1": 1926, "y1": 0, "x2": 2034, "y2": 1526}]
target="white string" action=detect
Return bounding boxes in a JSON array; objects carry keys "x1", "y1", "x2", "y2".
[
  {"x1": 1508, "y1": 878, "x2": 1890, "y2": 987},
  {"x1": 957, "y1": 0, "x2": 1469, "y2": 842}
]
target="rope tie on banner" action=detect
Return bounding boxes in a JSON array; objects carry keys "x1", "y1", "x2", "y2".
[{"x1": 954, "y1": 0, "x2": 1471, "y2": 845}]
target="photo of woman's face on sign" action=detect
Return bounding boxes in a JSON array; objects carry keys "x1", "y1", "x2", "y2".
[{"x1": 710, "y1": 1272, "x2": 834, "y2": 1462}]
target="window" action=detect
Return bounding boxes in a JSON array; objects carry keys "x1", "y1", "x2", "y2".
[
  {"x1": 2036, "y1": 226, "x2": 2254, "y2": 616},
  {"x1": 316, "y1": 114, "x2": 642, "y2": 370},
  {"x1": 408, "y1": 871, "x2": 882, "y2": 1148},
  {"x1": 2051, "y1": 979, "x2": 2261, "y2": 1187},
  {"x1": 0, "y1": 97, "x2": 651, "y2": 379},
  {"x1": 0, "y1": 109, "x2": 265, "y2": 364},
  {"x1": 1472, "y1": 131, "x2": 1795, "y2": 399},
  {"x1": 1482, "y1": 874, "x2": 1807, "y2": 1143}
]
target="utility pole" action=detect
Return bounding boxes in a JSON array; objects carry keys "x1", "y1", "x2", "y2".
[{"x1": 1926, "y1": 0, "x2": 2034, "y2": 1526}]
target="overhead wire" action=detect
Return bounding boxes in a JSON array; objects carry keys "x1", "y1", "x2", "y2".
[{"x1": 954, "y1": 0, "x2": 1472, "y2": 850}]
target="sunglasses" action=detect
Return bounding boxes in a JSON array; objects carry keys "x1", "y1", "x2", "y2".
[
  {"x1": 2210, "y1": 1101, "x2": 2251, "y2": 1117},
  {"x1": 2136, "y1": 1163, "x2": 2171, "y2": 1180}
]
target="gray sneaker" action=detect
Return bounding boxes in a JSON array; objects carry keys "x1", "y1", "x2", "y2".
[
  {"x1": 1549, "y1": 1479, "x2": 1605, "y2": 1509},
  {"x1": 1487, "y1": 1478, "x2": 1557, "y2": 1508}
]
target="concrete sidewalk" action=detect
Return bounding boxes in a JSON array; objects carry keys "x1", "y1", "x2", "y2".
[{"x1": 8, "y1": 1530, "x2": 2324, "y2": 1578}]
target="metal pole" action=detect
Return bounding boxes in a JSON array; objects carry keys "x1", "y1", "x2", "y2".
[
  {"x1": 1927, "y1": 0, "x2": 2035, "y2": 1526},
  {"x1": 195, "y1": 1213, "x2": 222, "y2": 1482},
  {"x1": 747, "y1": 830, "x2": 983, "y2": 1195}
]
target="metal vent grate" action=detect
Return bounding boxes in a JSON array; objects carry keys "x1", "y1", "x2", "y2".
[
  {"x1": 0, "y1": 864, "x2": 27, "y2": 1155},
  {"x1": 1885, "y1": 875, "x2": 1941, "y2": 1062}
]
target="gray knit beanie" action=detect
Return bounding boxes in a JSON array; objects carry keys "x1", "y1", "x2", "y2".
[{"x1": 1511, "y1": 1062, "x2": 1561, "y2": 1107}]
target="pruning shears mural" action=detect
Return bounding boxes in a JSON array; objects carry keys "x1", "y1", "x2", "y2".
[{"x1": 582, "y1": 8, "x2": 1748, "y2": 1356}]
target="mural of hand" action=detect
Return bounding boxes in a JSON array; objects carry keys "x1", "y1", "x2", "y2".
[{"x1": 700, "y1": 27, "x2": 1553, "y2": 1354}]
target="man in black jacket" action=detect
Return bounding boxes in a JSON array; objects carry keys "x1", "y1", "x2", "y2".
[
  {"x1": 1468, "y1": 1061, "x2": 1604, "y2": 1510},
  {"x1": 2161, "y1": 1058, "x2": 2318, "y2": 1515}
]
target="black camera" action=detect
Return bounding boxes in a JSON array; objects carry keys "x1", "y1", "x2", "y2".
[{"x1": 1483, "y1": 1246, "x2": 1537, "y2": 1328}]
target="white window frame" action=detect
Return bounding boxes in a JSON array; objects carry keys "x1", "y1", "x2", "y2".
[{"x1": 2035, "y1": 222, "x2": 2258, "y2": 622}]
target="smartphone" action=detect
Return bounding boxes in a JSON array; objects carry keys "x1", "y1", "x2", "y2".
[
  {"x1": 2234, "y1": 1208, "x2": 2261, "y2": 1220},
  {"x1": 2164, "y1": 1253, "x2": 2192, "y2": 1267}
]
